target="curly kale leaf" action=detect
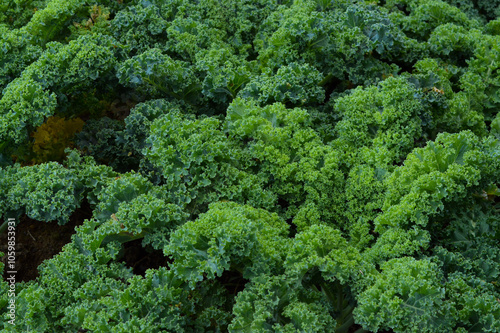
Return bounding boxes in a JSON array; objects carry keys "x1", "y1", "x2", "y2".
[
  {"x1": 226, "y1": 98, "x2": 346, "y2": 230},
  {"x1": 62, "y1": 266, "x2": 234, "y2": 332},
  {"x1": 6, "y1": 240, "x2": 131, "y2": 331},
  {"x1": 0, "y1": 33, "x2": 118, "y2": 149},
  {"x1": 333, "y1": 76, "x2": 425, "y2": 168},
  {"x1": 229, "y1": 274, "x2": 336, "y2": 333},
  {"x1": 0, "y1": 162, "x2": 84, "y2": 224},
  {"x1": 433, "y1": 205, "x2": 500, "y2": 284},
  {"x1": 238, "y1": 62, "x2": 325, "y2": 106},
  {"x1": 377, "y1": 131, "x2": 499, "y2": 231},
  {"x1": 145, "y1": 107, "x2": 275, "y2": 213},
  {"x1": 116, "y1": 48, "x2": 202, "y2": 103},
  {"x1": 166, "y1": 202, "x2": 290, "y2": 286},
  {"x1": 76, "y1": 117, "x2": 140, "y2": 173},
  {"x1": 354, "y1": 257, "x2": 452, "y2": 333},
  {"x1": 195, "y1": 43, "x2": 255, "y2": 106}
]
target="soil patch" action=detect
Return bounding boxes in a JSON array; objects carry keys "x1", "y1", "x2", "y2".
[
  {"x1": 120, "y1": 239, "x2": 171, "y2": 276},
  {"x1": 0, "y1": 200, "x2": 92, "y2": 282}
]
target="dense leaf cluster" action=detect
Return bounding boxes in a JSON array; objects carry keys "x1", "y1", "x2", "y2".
[{"x1": 0, "y1": 0, "x2": 499, "y2": 332}]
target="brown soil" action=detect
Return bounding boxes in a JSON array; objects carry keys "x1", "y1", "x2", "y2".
[
  {"x1": 0, "y1": 198, "x2": 173, "y2": 282},
  {"x1": 0, "y1": 200, "x2": 92, "y2": 282},
  {"x1": 120, "y1": 238, "x2": 171, "y2": 276}
]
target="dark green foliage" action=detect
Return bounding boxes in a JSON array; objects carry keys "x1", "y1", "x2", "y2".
[
  {"x1": 230, "y1": 274, "x2": 336, "y2": 332},
  {"x1": 0, "y1": 33, "x2": 118, "y2": 153},
  {"x1": 0, "y1": 162, "x2": 84, "y2": 224},
  {"x1": 196, "y1": 43, "x2": 255, "y2": 107},
  {"x1": 1, "y1": 0, "x2": 500, "y2": 331},
  {"x1": 144, "y1": 107, "x2": 275, "y2": 214},
  {"x1": 116, "y1": 48, "x2": 202, "y2": 103},
  {"x1": 333, "y1": 76, "x2": 425, "y2": 167},
  {"x1": 435, "y1": 205, "x2": 500, "y2": 284},
  {"x1": 76, "y1": 117, "x2": 140, "y2": 172},
  {"x1": 354, "y1": 257, "x2": 451, "y2": 333},
  {"x1": 238, "y1": 62, "x2": 325, "y2": 106}
]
